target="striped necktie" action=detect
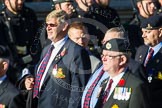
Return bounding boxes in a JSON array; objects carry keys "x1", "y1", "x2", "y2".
[
  {"x1": 102, "y1": 79, "x2": 113, "y2": 104},
  {"x1": 33, "y1": 45, "x2": 54, "y2": 98},
  {"x1": 144, "y1": 48, "x2": 154, "y2": 67},
  {"x1": 94, "y1": 78, "x2": 113, "y2": 108},
  {"x1": 83, "y1": 70, "x2": 104, "y2": 108}
]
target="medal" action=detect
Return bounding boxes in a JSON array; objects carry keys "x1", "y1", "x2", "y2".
[
  {"x1": 148, "y1": 76, "x2": 152, "y2": 83},
  {"x1": 97, "y1": 87, "x2": 102, "y2": 98},
  {"x1": 148, "y1": 69, "x2": 153, "y2": 83}
]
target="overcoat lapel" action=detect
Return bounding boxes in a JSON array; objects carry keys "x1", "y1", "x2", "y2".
[
  {"x1": 147, "y1": 47, "x2": 162, "y2": 66},
  {"x1": 40, "y1": 39, "x2": 71, "y2": 92},
  {"x1": 103, "y1": 70, "x2": 130, "y2": 108},
  {"x1": 0, "y1": 79, "x2": 8, "y2": 97},
  {"x1": 138, "y1": 47, "x2": 148, "y2": 64}
]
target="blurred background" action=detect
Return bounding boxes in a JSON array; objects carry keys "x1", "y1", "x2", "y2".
[{"x1": 0, "y1": 0, "x2": 134, "y2": 24}]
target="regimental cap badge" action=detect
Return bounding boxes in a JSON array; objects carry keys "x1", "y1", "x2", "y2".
[
  {"x1": 141, "y1": 14, "x2": 162, "y2": 30},
  {"x1": 102, "y1": 38, "x2": 128, "y2": 52},
  {"x1": 146, "y1": 24, "x2": 152, "y2": 29},
  {"x1": 106, "y1": 42, "x2": 111, "y2": 50}
]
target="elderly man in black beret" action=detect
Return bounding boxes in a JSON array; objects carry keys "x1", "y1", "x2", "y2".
[
  {"x1": 91, "y1": 38, "x2": 150, "y2": 108},
  {"x1": 135, "y1": 14, "x2": 162, "y2": 108}
]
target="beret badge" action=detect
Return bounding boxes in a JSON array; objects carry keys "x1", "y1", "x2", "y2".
[
  {"x1": 146, "y1": 24, "x2": 153, "y2": 29},
  {"x1": 106, "y1": 42, "x2": 111, "y2": 50}
]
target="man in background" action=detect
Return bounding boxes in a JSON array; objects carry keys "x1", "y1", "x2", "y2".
[
  {"x1": 135, "y1": 14, "x2": 162, "y2": 108},
  {"x1": 125, "y1": 0, "x2": 157, "y2": 58},
  {"x1": 0, "y1": 45, "x2": 23, "y2": 108},
  {"x1": 68, "y1": 21, "x2": 101, "y2": 73},
  {"x1": 0, "y1": 0, "x2": 39, "y2": 85}
]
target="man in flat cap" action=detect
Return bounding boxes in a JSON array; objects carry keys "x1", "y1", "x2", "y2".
[
  {"x1": 135, "y1": 14, "x2": 162, "y2": 108},
  {"x1": 92, "y1": 38, "x2": 150, "y2": 108}
]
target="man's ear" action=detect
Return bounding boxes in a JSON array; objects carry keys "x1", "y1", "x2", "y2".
[
  {"x1": 4, "y1": 0, "x2": 9, "y2": 6},
  {"x1": 137, "y1": 2, "x2": 142, "y2": 9},
  {"x1": 119, "y1": 55, "x2": 127, "y2": 66},
  {"x1": 55, "y1": 4, "x2": 61, "y2": 10},
  {"x1": 159, "y1": 28, "x2": 162, "y2": 37},
  {"x1": 3, "y1": 60, "x2": 9, "y2": 71},
  {"x1": 62, "y1": 22, "x2": 69, "y2": 31}
]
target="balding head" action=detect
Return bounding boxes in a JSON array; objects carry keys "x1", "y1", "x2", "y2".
[{"x1": 102, "y1": 27, "x2": 125, "y2": 45}]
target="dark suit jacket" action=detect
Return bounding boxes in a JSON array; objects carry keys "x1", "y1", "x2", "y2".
[
  {"x1": 0, "y1": 78, "x2": 20, "y2": 108},
  {"x1": 102, "y1": 70, "x2": 150, "y2": 108},
  {"x1": 128, "y1": 58, "x2": 146, "y2": 81},
  {"x1": 135, "y1": 45, "x2": 162, "y2": 108},
  {"x1": 35, "y1": 38, "x2": 91, "y2": 108}
]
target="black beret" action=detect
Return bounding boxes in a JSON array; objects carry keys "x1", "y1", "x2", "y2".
[
  {"x1": 52, "y1": 0, "x2": 73, "y2": 4},
  {"x1": 141, "y1": 14, "x2": 162, "y2": 30},
  {"x1": 0, "y1": 45, "x2": 10, "y2": 58},
  {"x1": 102, "y1": 38, "x2": 128, "y2": 52}
]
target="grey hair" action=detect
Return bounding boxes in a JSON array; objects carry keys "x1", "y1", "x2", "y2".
[{"x1": 46, "y1": 10, "x2": 68, "y2": 24}]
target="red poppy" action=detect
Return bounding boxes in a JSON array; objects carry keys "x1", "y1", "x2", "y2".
[
  {"x1": 118, "y1": 78, "x2": 125, "y2": 86},
  {"x1": 60, "y1": 48, "x2": 67, "y2": 56}
]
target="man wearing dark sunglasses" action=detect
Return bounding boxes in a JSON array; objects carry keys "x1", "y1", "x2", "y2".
[
  {"x1": 24, "y1": 10, "x2": 91, "y2": 108},
  {"x1": 38, "y1": 0, "x2": 75, "y2": 49}
]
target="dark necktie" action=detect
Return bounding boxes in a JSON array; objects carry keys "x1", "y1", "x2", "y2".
[
  {"x1": 144, "y1": 48, "x2": 154, "y2": 67},
  {"x1": 83, "y1": 70, "x2": 105, "y2": 108},
  {"x1": 94, "y1": 78, "x2": 113, "y2": 108},
  {"x1": 33, "y1": 45, "x2": 54, "y2": 98},
  {"x1": 102, "y1": 79, "x2": 113, "y2": 104}
]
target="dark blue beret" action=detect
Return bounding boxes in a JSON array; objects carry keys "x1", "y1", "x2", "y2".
[
  {"x1": 141, "y1": 14, "x2": 162, "y2": 30},
  {"x1": 102, "y1": 38, "x2": 129, "y2": 52}
]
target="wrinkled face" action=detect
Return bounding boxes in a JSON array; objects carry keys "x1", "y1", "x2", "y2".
[
  {"x1": 69, "y1": 28, "x2": 90, "y2": 47},
  {"x1": 142, "y1": 28, "x2": 161, "y2": 47},
  {"x1": 46, "y1": 18, "x2": 64, "y2": 42},
  {"x1": 60, "y1": 2, "x2": 74, "y2": 16},
  {"x1": 140, "y1": 0, "x2": 156, "y2": 16},
  {"x1": 101, "y1": 50, "x2": 121, "y2": 74},
  {"x1": 5, "y1": 0, "x2": 24, "y2": 13}
]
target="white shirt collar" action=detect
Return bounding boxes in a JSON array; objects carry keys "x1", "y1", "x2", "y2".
[
  {"x1": 150, "y1": 42, "x2": 162, "y2": 56},
  {"x1": 51, "y1": 35, "x2": 68, "y2": 48},
  {"x1": 0, "y1": 75, "x2": 7, "y2": 84}
]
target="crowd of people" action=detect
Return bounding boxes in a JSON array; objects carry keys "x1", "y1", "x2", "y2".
[{"x1": 0, "y1": 0, "x2": 162, "y2": 108}]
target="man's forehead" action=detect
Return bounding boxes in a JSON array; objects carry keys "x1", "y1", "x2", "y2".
[
  {"x1": 102, "y1": 50, "x2": 119, "y2": 55},
  {"x1": 47, "y1": 17, "x2": 58, "y2": 21}
]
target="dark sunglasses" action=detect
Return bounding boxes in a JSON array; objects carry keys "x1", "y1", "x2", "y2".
[{"x1": 45, "y1": 23, "x2": 58, "y2": 27}]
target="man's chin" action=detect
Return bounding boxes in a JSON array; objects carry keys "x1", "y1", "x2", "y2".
[{"x1": 144, "y1": 42, "x2": 150, "y2": 46}]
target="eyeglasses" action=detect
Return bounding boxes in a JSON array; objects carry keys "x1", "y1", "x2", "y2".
[
  {"x1": 101, "y1": 54, "x2": 122, "y2": 60},
  {"x1": 45, "y1": 23, "x2": 58, "y2": 27}
]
